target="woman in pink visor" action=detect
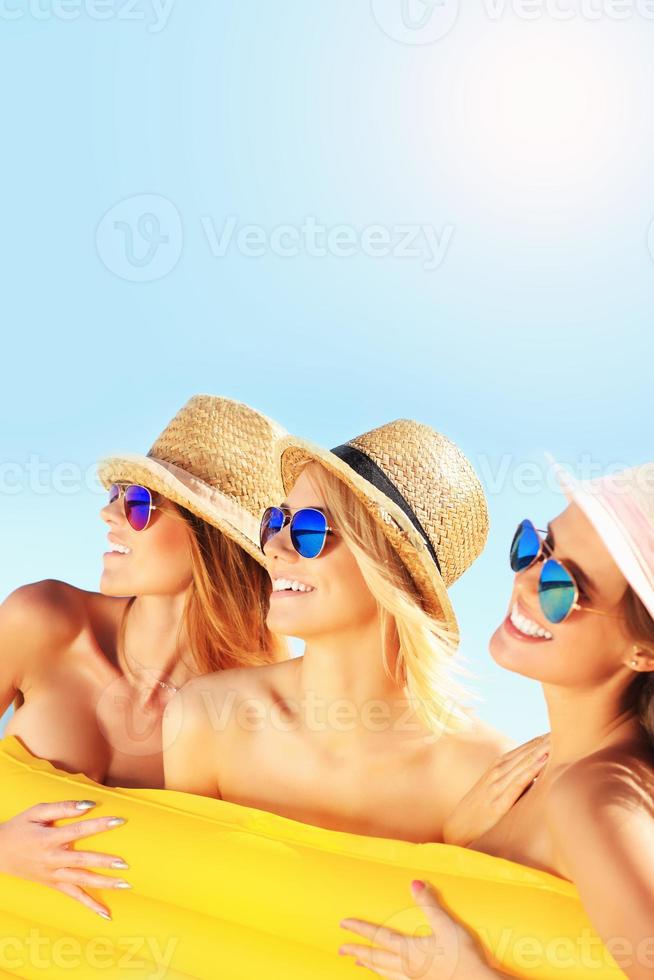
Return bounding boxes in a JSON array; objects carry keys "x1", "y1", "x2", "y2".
[{"x1": 340, "y1": 461, "x2": 654, "y2": 980}]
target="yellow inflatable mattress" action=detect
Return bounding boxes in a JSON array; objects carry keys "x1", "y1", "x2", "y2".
[{"x1": 0, "y1": 736, "x2": 622, "y2": 979}]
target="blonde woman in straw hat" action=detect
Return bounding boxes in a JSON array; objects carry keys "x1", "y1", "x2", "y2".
[
  {"x1": 164, "y1": 420, "x2": 548, "y2": 842},
  {"x1": 339, "y1": 462, "x2": 654, "y2": 980},
  {"x1": 0, "y1": 395, "x2": 288, "y2": 921}
]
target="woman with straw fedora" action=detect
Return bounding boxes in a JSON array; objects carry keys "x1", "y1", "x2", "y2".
[
  {"x1": 0, "y1": 394, "x2": 288, "y2": 921},
  {"x1": 164, "y1": 420, "x2": 546, "y2": 842},
  {"x1": 339, "y1": 462, "x2": 654, "y2": 979}
]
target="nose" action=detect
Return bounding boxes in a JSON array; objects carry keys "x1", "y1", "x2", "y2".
[
  {"x1": 263, "y1": 522, "x2": 298, "y2": 563},
  {"x1": 514, "y1": 559, "x2": 542, "y2": 599},
  {"x1": 100, "y1": 493, "x2": 123, "y2": 527}
]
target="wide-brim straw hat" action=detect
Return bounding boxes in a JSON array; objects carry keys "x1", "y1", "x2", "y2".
[
  {"x1": 98, "y1": 395, "x2": 286, "y2": 566},
  {"x1": 554, "y1": 461, "x2": 654, "y2": 621},
  {"x1": 276, "y1": 420, "x2": 490, "y2": 634}
]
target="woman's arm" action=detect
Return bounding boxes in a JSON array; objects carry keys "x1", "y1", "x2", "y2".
[
  {"x1": 0, "y1": 585, "x2": 36, "y2": 713},
  {"x1": 0, "y1": 580, "x2": 78, "y2": 711},
  {"x1": 546, "y1": 758, "x2": 654, "y2": 980},
  {"x1": 0, "y1": 582, "x2": 132, "y2": 919}
]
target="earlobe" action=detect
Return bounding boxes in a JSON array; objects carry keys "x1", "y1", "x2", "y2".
[{"x1": 628, "y1": 646, "x2": 654, "y2": 672}]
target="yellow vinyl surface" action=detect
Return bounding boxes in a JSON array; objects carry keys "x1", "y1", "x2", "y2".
[{"x1": 0, "y1": 736, "x2": 622, "y2": 979}]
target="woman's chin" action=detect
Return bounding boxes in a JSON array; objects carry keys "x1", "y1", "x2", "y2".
[
  {"x1": 489, "y1": 622, "x2": 526, "y2": 669},
  {"x1": 99, "y1": 570, "x2": 131, "y2": 598}
]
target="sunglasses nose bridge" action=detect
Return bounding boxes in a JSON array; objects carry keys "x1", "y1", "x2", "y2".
[{"x1": 263, "y1": 516, "x2": 297, "y2": 560}]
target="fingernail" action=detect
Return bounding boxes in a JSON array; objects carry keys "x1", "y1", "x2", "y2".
[
  {"x1": 76, "y1": 801, "x2": 96, "y2": 810},
  {"x1": 411, "y1": 879, "x2": 425, "y2": 892},
  {"x1": 111, "y1": 860, "x2": 129, "y2": 870},
  {"x1": 537, "y1": 752, "x2": 549, "y2": 763},
  {"x1": 107, "y1": 818, "x2": 126, "y2": 827},
  {"x1": 114, "y1": 880, "x2": 132, "y2": 889},
  {"x1": 97, "y1": 911, "x2": 111, "y2": 920}
]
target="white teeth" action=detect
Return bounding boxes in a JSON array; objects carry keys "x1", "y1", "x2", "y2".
[
  {"x1": 110, "y1": 544, "x2": 131, "y2": 555},
  {"x1": 510, "y1": 602, "x2": 553, "y2": 640},
  {"x1": 272, "y1": 578, "x2": 315, "y2": 594}
]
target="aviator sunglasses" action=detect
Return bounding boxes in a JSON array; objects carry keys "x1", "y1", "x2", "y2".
[
  {"x1": 510, "y1": 518, "x2": 617, "y2": 625},
  {"x1": 108, "y1": 483, "x2": 159, "y2": 532},
  {"x1": 260, "y1": 506, "x2": 335, "y2": 559}
]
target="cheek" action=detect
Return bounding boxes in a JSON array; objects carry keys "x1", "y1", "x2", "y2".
[
  {"x1": 490, "y1": 616, "x2": 622, "y2": 685},
  {"x1": 326, "y1": 549, "x2": 378, "y2": 620},
  {"x1": 127, "y1": 522, "x2": 193, "y2": 594}
]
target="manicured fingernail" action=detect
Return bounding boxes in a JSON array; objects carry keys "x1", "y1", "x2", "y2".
[
  {"x1": 114, "y1": 880, "x2": 131, "y2": 889},
  {"x1": 97, "y1": 911, "x2": 111, "y2": 920},
  {"x1": 107, "y1": 818, "x2": 126, "y2": 827},
  {"x1": 76, "y1": 801, "x2": 96, "y2": 810},
  {"x1": 412, "y1": 879, "x2": 425, "y2": 892},
  {"x1": 111, "y1": 860, "x2": 129, "y2": 870}
]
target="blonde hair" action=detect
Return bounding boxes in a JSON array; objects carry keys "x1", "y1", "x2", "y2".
[
  {"x1": 303, "y1": 463, "x2": 472, "y2": 735},
  {"x1": 624, "y1": 588, "x2": 654, "y2": 745}
]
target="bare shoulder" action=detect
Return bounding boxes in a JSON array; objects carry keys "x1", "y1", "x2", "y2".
[
  {"x1": 0, "y1": 579, "x2": 89, "y2": 652},
  {"x1": 164, "y1": 658, "x2": 299, "y2": 738},
  {"x1": 548, "y1": 743, "x2": 654, "y2": 823},
  {"x1": 436, "y1": 711, "x2": 516, "y2": 775},
  {"x1": 545, "y1": 744, "x2": 654, "y2": 890},
  {"x1": 546, "y1": 746, "x2": 654, "y2": 850}
]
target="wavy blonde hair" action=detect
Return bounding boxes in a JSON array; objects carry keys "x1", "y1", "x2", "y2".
[{"x1": 303, "y1": 462, "x2": 472, "y2": 735}]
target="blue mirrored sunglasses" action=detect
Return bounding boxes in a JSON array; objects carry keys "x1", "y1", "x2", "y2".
[
  {"x1": 260, "y1": 506, "x2": 335, "y2": 559},
  {"x1": 509, "y1": 518, "x2": 617, "y2": 625},
  {"x1": 108, "y1": 483, "x2": 158, "y2": 532}
]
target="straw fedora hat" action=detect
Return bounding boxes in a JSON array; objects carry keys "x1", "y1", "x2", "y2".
[
  {"x1": 276, "y1": 420, "x2": 489, "y2": 633},
  {"x1": 98, "y1": 395, "x2": 286, "y2": 566},
  {"x1": 555, "y1": 461, "x2": 654, "y2": 621}
]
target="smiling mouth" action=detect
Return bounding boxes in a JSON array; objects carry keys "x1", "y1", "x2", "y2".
[
  {"x1": 506, "y1": 601, "x2": 553, "y2": 641},
  {"x1": 104, "y1": 543, "x2": 132, "y2": 557},
  {"x1": 271, "y1": 578, "x2": 315, "y2": 595}
]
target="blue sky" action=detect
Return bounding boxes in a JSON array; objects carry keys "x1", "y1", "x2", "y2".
[{"x1": 1, "y1": 1, "x2": 653, "y2": 742}]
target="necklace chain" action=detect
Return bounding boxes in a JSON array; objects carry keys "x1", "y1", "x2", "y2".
[{"x1": 119, "y1": 603, "x2": 182, "y2": 695}]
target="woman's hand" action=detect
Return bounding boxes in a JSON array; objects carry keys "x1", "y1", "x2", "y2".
[
  {"x1": 0, "y1": 800, "x2": 131, "y2": 920},
  {"x1": 339, "y1": 880, "x2": 510, "y2": 979},
  {"x1": 442, "y1": 733, "x2": 550, "y2": 847}
]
